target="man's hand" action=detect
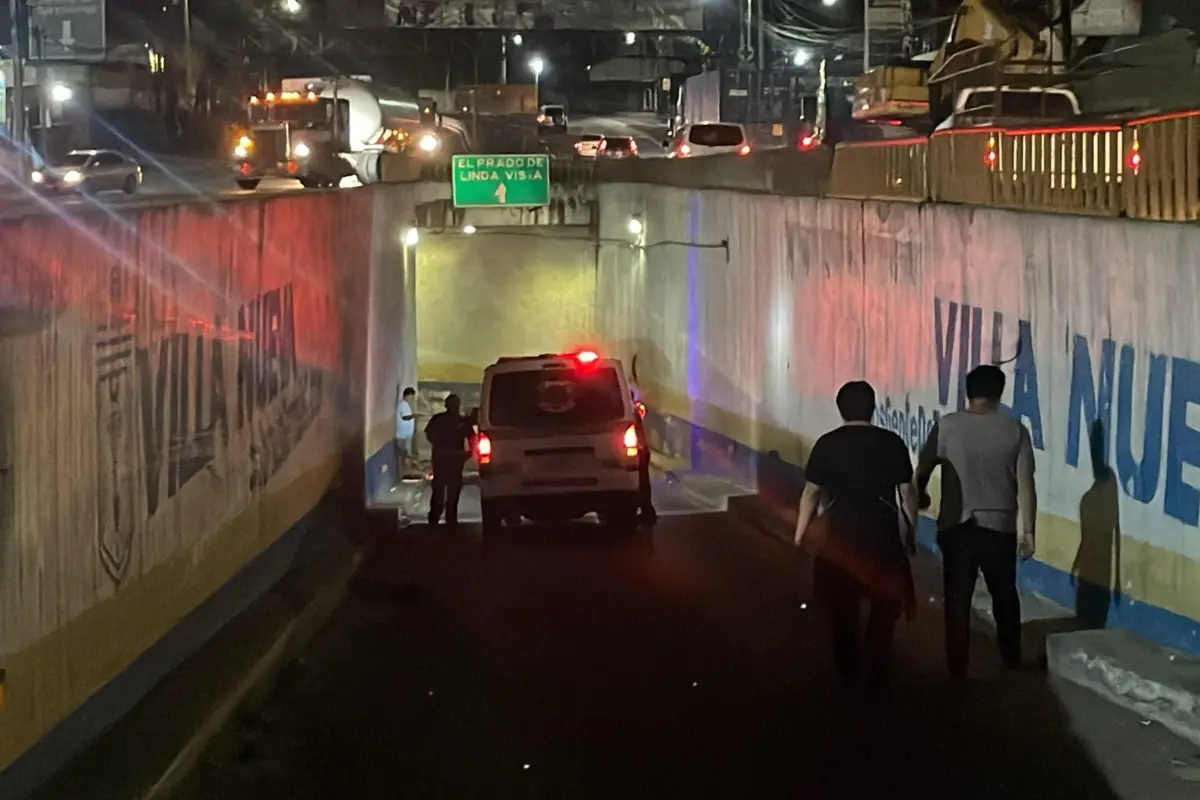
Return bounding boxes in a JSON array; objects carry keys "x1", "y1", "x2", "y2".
[{"x1": 1017, "y1": 531, "x2": 1036, "y2": 560}]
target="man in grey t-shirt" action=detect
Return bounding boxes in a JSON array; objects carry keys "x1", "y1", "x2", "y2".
[{"x1": 914, "y1": 365, "x2": 1037, "y2": 677}]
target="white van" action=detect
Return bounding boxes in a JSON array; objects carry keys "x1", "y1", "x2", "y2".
[
  {"x1": 476, "y1": 350, "x2": 643, "y2": 532},
  {"x1": 665, "y1": 122, "x2": 752, "y2": 158}
]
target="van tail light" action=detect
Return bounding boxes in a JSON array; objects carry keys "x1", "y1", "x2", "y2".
[
  {"x1": 476, "y1": 431, "x2": 493, "y2": 465},
  {"x1": 799, "y1": 134, "x2": 816, "y2": 150},
  {"x1": 677, "y1": 143, "x2": 691, "y2": 157},
  {"x1": 623, "y1": 424, "x2": 639, "y2": 457},
  {"x1": 739, "y1": 144, "x2": 751, "y2": 155},
  {"x1": 635, "y1": 400, "x2": 646, "y2": 418}
]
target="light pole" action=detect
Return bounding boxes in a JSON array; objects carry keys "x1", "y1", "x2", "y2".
[
  {"x1": 529, "y1": 56, "x2": 544, "y2": 108},
  {"x1": 502, "y1": 33, "x2": 523, "y2": 85}
]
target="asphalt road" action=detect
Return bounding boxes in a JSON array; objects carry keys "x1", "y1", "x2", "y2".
[
  {"x1": 0, "y1": 156, "x2": 328, "y2": 221},
  {"x1": 540, "y1": 113, "x2": 669, "y2": 160},
  {"x1": 181, "y1": 492, "x2": 1198, "y2": 800}
]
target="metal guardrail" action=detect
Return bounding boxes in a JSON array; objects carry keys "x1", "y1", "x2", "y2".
[
  {"x1": 378, "y1": 109, "x2": 1200, "y2": 223},
  {"x1": 827, "y1": 138, "x2": 927, "y2": 202},
  {"x1": 1124, "y1": 110, "x2": 1200, "y2": 222},
  {"x1": 838, "y1": 110, "x2": 1200, "y2": 222}
]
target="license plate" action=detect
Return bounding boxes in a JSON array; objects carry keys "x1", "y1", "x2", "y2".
[{"x1": 533, "y1": 454, "x2": 587, "y2": 473}]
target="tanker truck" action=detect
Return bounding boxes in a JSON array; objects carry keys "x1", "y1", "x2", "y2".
[{"x1": 231, "y1": 76, "x2": 466, "y2": 190}]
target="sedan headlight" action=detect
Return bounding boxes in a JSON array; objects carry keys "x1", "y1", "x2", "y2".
[
  {"x1": 418, "y1": 134, "x2": 438, "y2": 152},
  {"x1": 62, "y1": 170, "x2": 82, "y2": 184},
  {"x1": 292, "y1": 142, "x2": 310, "y2": 158},
  {"x1": 31, "y1": 171, "x2": 43, "y2": 183}
]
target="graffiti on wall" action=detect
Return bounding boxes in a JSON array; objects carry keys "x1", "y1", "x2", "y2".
[
  {"x1": 873, "y1": 294, "x2": 1200, "y2": 535},
  {"x1": 93, "y1": 275, "x2": 323, "y2": 584}
]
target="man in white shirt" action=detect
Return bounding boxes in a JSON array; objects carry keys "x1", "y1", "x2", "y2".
[{"x1": 395, "y1": 386, "x2": 417, "y2": 478}]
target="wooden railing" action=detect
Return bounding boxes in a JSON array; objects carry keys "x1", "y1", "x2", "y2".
[
  {"x1": 833, "y1": 110, "x2": 1200, "y2": 222},
  {"x1": 377, "y1": 107, "x2": 1200, "y2": 223},
  {"x1": 1124, "y1": 110, "x2": 1200, "y2": 222},
  {"x1": 827, "y1": 138, "x2": 927, "y2": 201}
]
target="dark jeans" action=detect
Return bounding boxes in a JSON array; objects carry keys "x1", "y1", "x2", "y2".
[
  {"x1": 429, "y1": 457, "x2": 464, "y2": 525},
  {"x1": 822, "y1": 561, "x2": 900, "y2": 693},
  {"x1": 637, "y1": 450, "x2": 656, "y2": 519},
  {"x1": 938, "y1": 522, "x2": 1022, "y2": 676}
]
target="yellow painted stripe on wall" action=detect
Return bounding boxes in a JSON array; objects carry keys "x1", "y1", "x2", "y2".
[{"x1": 0, "y1": 457, "x2": 339, "y2": 769}]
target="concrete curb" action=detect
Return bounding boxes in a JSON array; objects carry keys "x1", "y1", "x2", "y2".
[
  {"x1": 1047, "y1": 628, "x2": 1200, "y2": 748},
  {"x1": 140, "y1": 548, "x2": 361, "y2": 800}
]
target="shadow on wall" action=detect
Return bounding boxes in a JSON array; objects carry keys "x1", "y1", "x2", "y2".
[
  {"x1": 1019, "y1": 420, "x2": 1123, "y2": 659},
  {"x1": 1073, "y1": 419, "x2": 1122, "y2": 629},
  {"x1": 618, "y1": 336, "x2": 762, "y2": 489}
]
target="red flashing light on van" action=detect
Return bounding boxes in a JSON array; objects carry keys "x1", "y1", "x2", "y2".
[{"x1": 575, "y1": 350, "x2": 599, "y2": 364}]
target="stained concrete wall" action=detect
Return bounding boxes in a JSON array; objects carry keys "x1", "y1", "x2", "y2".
[
  {"x1": 414, "y1": 228, "x2": 599, "y2": 383},
  {"x1": 594, "y1": 182, "x2": 1200, "y2": 654},
  {"x1": 0, "y1": 185, "x2": 418, "y2": 787}
]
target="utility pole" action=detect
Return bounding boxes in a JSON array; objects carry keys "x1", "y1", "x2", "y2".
[
  {"x1": 8, "y1": 0, "x2": 27, "y2": 181},
  {"x1": 863, "y1": 0, "x2": 871, "y2": 73},
  {"x1": 181, "y1": 0, "x2": 192, "y2": 108},
  {"x1": 34, "y1": 25, "x2": 48, "y2": 157}
]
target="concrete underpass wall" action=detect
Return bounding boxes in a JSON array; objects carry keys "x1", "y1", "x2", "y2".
[
  {"x1": 415, "y1": 229, "x2": 599, "y2": 383},
  {"x1": 0, "y1": 187, "x2": 415, "y2": 791},
  {"x1": 596, "y1": 182, "x2": 1200, "y2": 654}
]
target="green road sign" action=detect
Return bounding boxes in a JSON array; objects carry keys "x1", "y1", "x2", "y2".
[{"x1": 451, "y1": 154, "x2": 550, "y2": 208}]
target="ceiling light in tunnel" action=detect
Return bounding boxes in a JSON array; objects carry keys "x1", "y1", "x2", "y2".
[
  {"x1": 403, "y1": 227, "x2": 419, "y2": 246},
  {"x1": 463, "y1": 225, "x2": 476, "y2": 234},
  {"x1": 627, "y1": 218, "x2": 643, "y2": 236}
]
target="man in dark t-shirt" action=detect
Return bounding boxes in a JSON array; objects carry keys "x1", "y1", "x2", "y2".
[
  {"x1": 425, "y1": 393, "x2": 474, "y2": 526},
  {"x1": 794, "y1": 381, "x2": 917, "y2": 695}
]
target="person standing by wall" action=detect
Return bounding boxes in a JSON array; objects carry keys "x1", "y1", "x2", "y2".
[
  {"x1": 794, "y1": 381, "x2": 918, "y2": 697},
  {"x1": 395, "y1": 386, "x2": 417, "y2": 480},
  {"x1": 913, "y1": 364, "x2": 1037, "y2": 679}
]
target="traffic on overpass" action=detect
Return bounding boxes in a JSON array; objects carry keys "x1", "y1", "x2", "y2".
[{"x1": 5, "y1": 1, "x2": 1200, "y2": 799}]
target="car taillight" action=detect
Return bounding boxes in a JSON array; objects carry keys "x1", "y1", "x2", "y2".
[
  {"x1": 476, "y1": 432, "x2": 493, "y2": 465},
  {"x1": 576, "y1": 350, "x2": 599, "y2": 364},
  {"x1": 623, "y1": 424, "x2": 639, "y2": 457},
  {"x1": 677, "y1": 143, "x2": 691, "y2": 157},
  {"x1": 598, "y1": 140, "x2": 607, "y2": 151},
  {"x1": 635, "y1": 401, "x2": 646, "y2": 418},
  {"x1": 799, "y1": 134, "x2": 816, "y2": 150},
  {"x1": 739, "y1": 144, "x2": 751, "y2": 155},
  {"x1": 629, "y1": 140, "x2": 638, "y2": 152}
]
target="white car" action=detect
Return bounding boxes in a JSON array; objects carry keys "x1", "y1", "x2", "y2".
[
  {"x1": 475, "y1": 350, "x2": 643, "y2": 532},
  {"x1": 574, "y1": 133, "x2": 603, "y2": 158},
  {"x1": 665, "y1": 122, "x2": 752, "y2": 158}
]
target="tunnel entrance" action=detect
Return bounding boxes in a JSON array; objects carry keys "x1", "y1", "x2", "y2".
[{"x1": 360, "y1": 221, "x2": 755, "y2": 525}]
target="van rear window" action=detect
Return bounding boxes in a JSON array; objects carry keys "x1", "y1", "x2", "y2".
[
  {"x1": 688, "y1": 124, "x2": 745, "y2": 147},
  {"x1": 488, "y1": 367, "x2": 625, "y2": 428}
]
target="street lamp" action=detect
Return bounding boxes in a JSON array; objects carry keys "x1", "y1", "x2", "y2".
[
  {"x1": 529, "y1": 56, "x2": 544, "y2": 107},
  {"x1": 403, "y1": 228, "x2": 419, "y2": 246},
  {"x1": 50, "y1": 83, "x2": 72, "y2": 103},
  {"x1": 627, "y1": 217, "x2": 643, "y2": 236},
  {"x1": 512, "y1": 33, "x2": 523, "y2": 46},
  {"x1": 821, "y1": 0, "x2": 838, "y2": 5},
  {"x1": 281, "y1": 0, "x2": 301, "y2": 14},
  {"x1": 624, "y1": 31, "x2": 636, "y2": 45},
  {"x1": 792, "y1": 49, "x2": 810, "y2": 66}
]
